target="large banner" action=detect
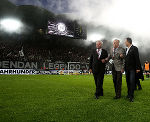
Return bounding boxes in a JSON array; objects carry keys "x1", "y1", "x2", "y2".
[
  {"x1": 0, "y1": 69, "x2": 91, "y2": 75},
  {"x1": 0, "y1": 61, "x2": 113, "y2": 75},
  {"x1": 0, "y1": 61, "x2": 89, "y2": 70}
]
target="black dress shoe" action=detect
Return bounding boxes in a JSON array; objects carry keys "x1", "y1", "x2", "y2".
[
  {"x1": 129, "y1": 98, "x2": 134, "y2": 102},
  {"x1": 95, "y1": 96, "x2": 99, "y2": 99},
  {"x1": 138, "y1": 87, "x2": 142, "y2": 90}
]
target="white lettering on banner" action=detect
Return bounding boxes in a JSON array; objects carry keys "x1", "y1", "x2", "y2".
[
  {"x1": 31, "y1": 62, "x2": 38, "y2": 69},
  {"x1": 54, "y1": 64, "x2": 59, "y2": 69},
  {"x1": 2, "y1": 61, "x2": 9, "y2": 68},
  {"x1": 0, "y1": 61, "x2": 38, "y2": 69},
  {"x1": 49, "y1": 63, "x2": 54, "y2": 70},
  {"x1": 18, "y1": 62, "x2": 24, "y2": 68},
  {"x1": 60, "y1": 64, "x2": 65, "y2": 69},
  {"x1": 76, "y1": 64, "x2": 81, "y2": 70},
  {"x1": 0, "y1": 69, "x2": 36, "y2": 74},
  {"x1": 0, "y1": 61, "x2": 89, "y2": 70},
  {"x1": 10, "y1": 61, "x2": 17, "y2": 68}
]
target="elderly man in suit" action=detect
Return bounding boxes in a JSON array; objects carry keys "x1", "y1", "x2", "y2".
[
  {"x1": 89, "y1": 40, "x2": 108, "y2": 99},
  {"x1": 125, "y1": 37, "x2": 141, "y2": 102},
  {"x1": 108, "y1": 39, "x2": 126, "y2": 99}
]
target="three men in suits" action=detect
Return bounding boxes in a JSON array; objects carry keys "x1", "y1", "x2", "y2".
[
  {"x1": 89, "y1": 40, "x2": 108, "y2": 99},
  {"x1": 125, "y1": 37, "x2": 141, "y2": 102},
  {"x1": 109, "y1": 39, "x2": 126, "y2": 99},
  {"x1": 89, "y1": 38, "x2": 142, "y2": 102}
]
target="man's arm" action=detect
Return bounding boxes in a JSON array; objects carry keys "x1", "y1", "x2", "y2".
[
  {"x1": 101, "y1": 50, "x2": 108, "y2": 63},
  {"x1": 121, "y1": 48, "x2": 126, "y2": 70},
  {"x1": 134, "y1": 47, "x2": 141, "y2": 72},
  {"x1": 105, "y1": 50, "x2": 108, "y2": 59},
  {"x1": 107, "y1": 48, "x2": 113, "y2": 61}
]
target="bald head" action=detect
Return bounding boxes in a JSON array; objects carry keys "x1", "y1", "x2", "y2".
[
  {"x1": 96, "y1": 40, "x2": 103, "y2": 49},
  {"x1": 113, "y1": 39, "x2": 120, "y2": 48}
]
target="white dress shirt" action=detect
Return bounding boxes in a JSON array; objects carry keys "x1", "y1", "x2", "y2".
[
  {"x1": 126, "y1": 44, "x2": 132, "y2": 55},
  {"x1": 96, "y1": 48, "x2": 102, "y2": 59}
]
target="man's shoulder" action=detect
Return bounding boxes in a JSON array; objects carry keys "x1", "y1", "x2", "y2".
[
  {"x1": 118, "y1": 47, "x2": 125, "y2": 52},
  {"x1": 132, "y1": 45, "x2": 138, "y2": 49},
  {"x1": 102, "y1": 49, "x2": 108, "y2": 56},
  {"x1": 102, "y1": 48, "x2": 107, "y2": 52},
  {"x1": 131, "y1": 45, "x2": 138, "y2": 51},
  {"x1": 118, "y1": 46, "x2": 125, "y2": 50}
]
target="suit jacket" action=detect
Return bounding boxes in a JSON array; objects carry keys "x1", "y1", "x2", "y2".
[
  {"x1": 125, "y1": 45, "x2": 141, "y2": 71},
  {"x1": 110, "y1": 47, "x2": 126, "y2": 71},
  {"x1": 89, "y1": 49, "x2": 108, "y2": 74}
]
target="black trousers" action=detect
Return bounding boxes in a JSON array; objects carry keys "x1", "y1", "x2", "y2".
[
  {"x1": 93, "y1": 72, "x2": 104, "y2": 96},
  {"x1": 112, "y1": 67, "x2": 122, "y2": 97},
  {"x1": 126, "y1": 70, "x2": 136, "y2": 98}
]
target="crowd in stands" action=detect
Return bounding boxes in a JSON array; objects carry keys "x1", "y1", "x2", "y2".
[{"x1": 0, "y1": 42, "x2": 90, "y2": 63}]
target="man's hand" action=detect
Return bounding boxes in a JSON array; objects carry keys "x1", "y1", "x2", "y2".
[
  {"x1": 89, "y1": 69, "x2": 92, "y2": 73},
  {"x1": 105, "y1": 57, "x2": 109, "y2": 62},
  {"x1": 121, "y1": 69, "x2": 124, "y2": 73},
  {"x1": 136, "y1": 70, "x2": 140, "y2": 73},
  {"x1": 101, "y1": 59, "x2": 106, "y2": 63},
  {"x1": 120, "y1": 54, "x2": 124, "y2": 58}
]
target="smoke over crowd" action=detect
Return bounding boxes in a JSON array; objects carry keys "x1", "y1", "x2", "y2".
[
  {"x1": 67, "y1": 0, "x2": 150, "y2": 51},
  {"x1": 9, "y1": 0, "x2": 150, "y2": 52}
]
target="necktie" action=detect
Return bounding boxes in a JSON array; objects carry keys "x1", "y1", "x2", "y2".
[{"x1": 113, "y1": 48, "x2": 116, "y2": 57}]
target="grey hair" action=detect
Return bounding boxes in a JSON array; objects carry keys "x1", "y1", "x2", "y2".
[
  {"x1": 96, "y1": 40, "x2": 103, "y2": 45},
  {"x1": 113, "y1": 39, "x2": 120, "y2": 43}
]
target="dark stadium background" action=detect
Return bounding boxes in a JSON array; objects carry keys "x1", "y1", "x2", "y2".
[{"x1": 1, "y1": 1, "x2": 150, "y2": 122}]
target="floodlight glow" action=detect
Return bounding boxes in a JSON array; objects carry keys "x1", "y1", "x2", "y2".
[
  {"x1": 57, "y1": 23, "x2": 66, "y2": 32},
  {"x1": 0, "y1": 18, "x2": 23, "y2": 33},
  {"x1": 88, "y1": 34, "x2": 104, "y2": 42}
]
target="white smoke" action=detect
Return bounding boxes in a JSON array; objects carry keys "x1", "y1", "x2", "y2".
[{"x1": 66, "y1": 0, "x2": 150, "y2": 51}]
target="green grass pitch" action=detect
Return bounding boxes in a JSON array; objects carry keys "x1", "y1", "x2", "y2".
[{"x1": 0, "y1": 75, "x2": 150, "y2": 122}]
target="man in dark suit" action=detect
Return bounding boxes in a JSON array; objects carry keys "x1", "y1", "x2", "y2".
[
  {"x1": 89, "y1": 40, "x2": 108, "y2": 99},
  {"x1": 125, "y1": 37, "x2": 141, "y2": 102}
]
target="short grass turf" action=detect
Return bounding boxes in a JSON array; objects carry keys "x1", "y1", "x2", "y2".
[{"x1": 0, "y1": 75, "x2": 150, "y2": 122}]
